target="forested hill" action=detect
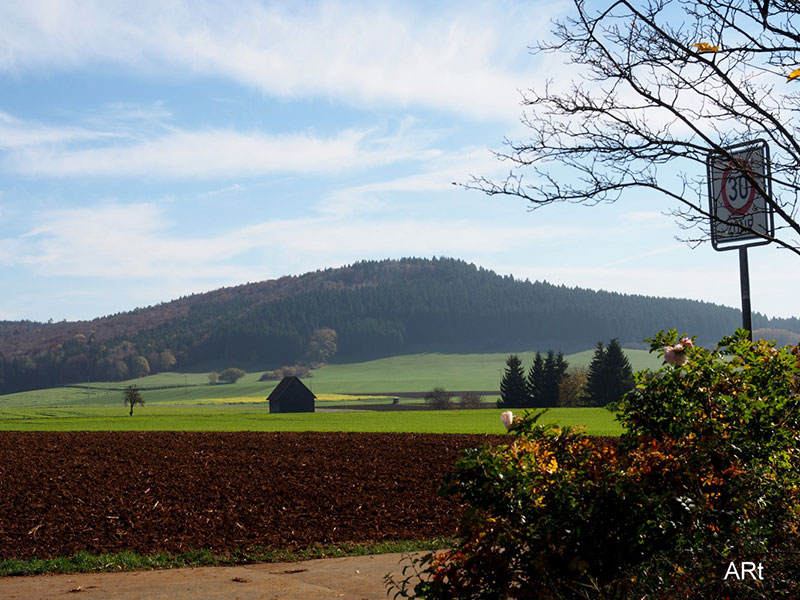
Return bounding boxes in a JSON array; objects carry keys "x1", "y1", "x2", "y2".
[{"x1": 1, "y1": 257, "x2": 799, "y2": 394}]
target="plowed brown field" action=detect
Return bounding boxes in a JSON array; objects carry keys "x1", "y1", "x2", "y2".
[{"x1": 0, "y1": 431, "x2": 503, "y2": 560}]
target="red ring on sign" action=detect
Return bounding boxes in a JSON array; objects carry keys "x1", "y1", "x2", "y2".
[{"x1": 721, "y1": 167, "x2": 755, "y2": 216}]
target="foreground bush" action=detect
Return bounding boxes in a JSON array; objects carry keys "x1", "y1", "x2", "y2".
[{"x1": 387, "y1": 331, "x2": 800, "y2": 599}]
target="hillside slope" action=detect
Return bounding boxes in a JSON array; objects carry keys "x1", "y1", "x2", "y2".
[{"x1": 1, "y1": 257, "x2": 798, "y2": 393}]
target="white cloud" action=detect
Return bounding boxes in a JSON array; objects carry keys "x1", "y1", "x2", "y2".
[
  {"x1": 0, "y1": 237, "x2": 23, "y2": 266},
  {"x1": 0, "y1": 111, "x2": 118, "y2": 148},
  {"x1": 5, "y1": 126, "x2": 430, "y2": 178},
  {"x1": 21, "y1": 204, "x2": 176, "y2": 277},
  {"x1": 4, "y1": 200, "x2": 798, "y2": 321},
  {"x1": 0, "y1": 1, "x2": 560, "y2": 120},
  {"x1": 197, "y1": 183, "x2": 246, "y2": 199},
  {"x1": 9, "y1": 202, "x2": 572, "y2": 282},
  {"x1": 317, "y1": 146, "x2": 507, "y2": 216},
  {"x1": 600, "y1": 244, "x2": 685, "y2": 268}
]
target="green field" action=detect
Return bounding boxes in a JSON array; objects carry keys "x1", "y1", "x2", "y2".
[
  {"x1": 0, "y1": 405, "x2": 623, "y2": 435},
  {"x1": 0, "y1": 348, "x2": 662, "y2": 407},
  {"x1": 307, "y1": 348, "x2": 661, "y2": 394},
  {"x1": 0, "y1": 348, "x2": 656, "y2": 434}
]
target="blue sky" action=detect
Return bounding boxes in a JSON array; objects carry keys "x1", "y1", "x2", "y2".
[{"x1": 0, "y1": 1, "x2": 797, "y2": 324}]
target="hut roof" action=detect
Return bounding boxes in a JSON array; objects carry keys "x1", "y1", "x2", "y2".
[{"x1": 267, "y1": 376, "x2": 315, "y2": 401}]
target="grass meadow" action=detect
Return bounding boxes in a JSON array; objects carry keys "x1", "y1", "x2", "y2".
[
  {"x1": 0, "y1": 348, "x2": 656, "y2": 435},
  {"x1": 303, "y1": 348, "x2": 661, "y2": 394},
  {"x1": 0, "y1": 405, "x2": 623, "y2": 435},
  {"x1": 0, "y1": 348, "x2": 661, "y2": 405}
]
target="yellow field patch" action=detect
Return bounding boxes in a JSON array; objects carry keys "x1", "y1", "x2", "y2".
[
  {"x1": 181, "y1": 397, "x2": 267, "y2": 405},
  {"x1": 315, "y1": 393, "x2": 389, "y2": 401},
  {"x1": 169, "y1": 394, "x2": 388, "y2": 405}
]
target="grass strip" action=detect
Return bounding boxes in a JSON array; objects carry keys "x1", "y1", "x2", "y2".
[
  {"x1": 0, "y1": 538, "x2": 455, "y2": 577},
  {"x1": 0, "y1": 406, "x2": 624, "y2": 436}
]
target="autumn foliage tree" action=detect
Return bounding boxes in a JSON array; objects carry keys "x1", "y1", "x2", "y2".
[
  {"x1": 306, "y1": 328, "x2": 337, "y2": 366},
  {"x1": 557, "y1": 366, "x2": 589, "y2": 407},
  {"x1": 468, "y1": 0, "x2": 800, "y2": 253},
  {"x1": 218, "y1": 367, "x2": 246, "y2": 384}
]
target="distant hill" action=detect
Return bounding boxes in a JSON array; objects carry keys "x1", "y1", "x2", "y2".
[{"x1": 1, "y1": 257, "x2": 798, "y2": 394}]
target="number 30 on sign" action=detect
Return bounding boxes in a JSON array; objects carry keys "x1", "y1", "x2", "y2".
[{"x1": 706, "y1": 140, "x2": 774, "y2": 251}]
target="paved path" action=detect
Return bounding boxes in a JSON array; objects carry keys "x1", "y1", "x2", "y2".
[{"x1": 1, "y1": 552, "x2": 422, "y2": 600}]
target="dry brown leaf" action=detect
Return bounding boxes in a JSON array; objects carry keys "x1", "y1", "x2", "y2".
[{"x1": 692, "y1": 42, "x2": 719, "y2": 53}]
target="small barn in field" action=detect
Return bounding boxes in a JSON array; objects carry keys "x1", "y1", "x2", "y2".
[{"x1": 267, "y1": 376, "x2": 316, "y2": 413}]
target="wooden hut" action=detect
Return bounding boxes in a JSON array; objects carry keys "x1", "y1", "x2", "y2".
[{"x1": 267, "y1": 376, "x2": 315, "y2": 413}]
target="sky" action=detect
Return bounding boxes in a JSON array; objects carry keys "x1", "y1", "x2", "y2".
[{"x1": 0, "y1": 0, "x2": 797, "y2": 324}]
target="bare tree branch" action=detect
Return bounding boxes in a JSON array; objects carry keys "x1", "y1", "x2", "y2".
[{"x1": 463, "y1": 0, "x2": 800, "y2": 256}]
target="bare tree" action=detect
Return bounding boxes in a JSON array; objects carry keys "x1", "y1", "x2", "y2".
[
  {"x1": 424, "y1": 387, "x2": 453, "y2": 410},
  {"x1": 467, "y1": 0, "x2": 800, "y2": 254},
  {"x1": 123, "y1": 384, "x2": 144, "y2": 416},
  {"x1": 459, "y1": 392, "x2": 484, "y2": 409}
]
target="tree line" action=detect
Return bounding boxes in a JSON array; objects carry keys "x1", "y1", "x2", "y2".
[
  {"x1": 498, "y1": 350, "x2": 569, "y2": 409},
  {"x1": 499, "y1": 339, "x2": 633, "y2": 408}
]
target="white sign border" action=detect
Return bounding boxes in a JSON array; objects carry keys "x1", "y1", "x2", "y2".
[{"x1": 706, "y1": 139, "x2": 775, "y2": 251}]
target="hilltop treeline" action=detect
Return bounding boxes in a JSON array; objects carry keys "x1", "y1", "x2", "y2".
[{"x1": 1, "y1": 257, "x2": 798, "y2": 394}]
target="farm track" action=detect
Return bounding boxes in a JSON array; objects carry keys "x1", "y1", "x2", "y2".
[{"x1": 0, "y1": 431, "x2": 504, "y2": 560}]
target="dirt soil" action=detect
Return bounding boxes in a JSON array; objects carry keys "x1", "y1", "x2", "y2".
[{"x1": 0, "y1": 431, "x2": 502, "y2": 560}]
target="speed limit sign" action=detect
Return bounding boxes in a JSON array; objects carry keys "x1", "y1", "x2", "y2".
[{"x1": 707, "y1": 140, "x2": 774, "y2": 250}]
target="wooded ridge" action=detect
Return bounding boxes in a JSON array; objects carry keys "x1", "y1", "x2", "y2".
[{"x1": 1, "y1": 257, "x2": 798, "y2": 394}]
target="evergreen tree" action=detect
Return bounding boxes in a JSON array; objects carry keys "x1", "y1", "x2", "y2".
[
  {"x1": 543, "y1": 350, "x2": 559, "y2": 406},
  {"x1": 556, "y1": 351, "x2": 569, "y2": 382},
  {"x1": 527, "y1": 352, "x2": 545, "y2": 408},
  {"x1": 586, "y1": 339, "x2": 634, "y2": 406},
  {"x1": 554, "y1": 350, "x2": 570, "y2": 405},
  {"x1": 603, "y1": 338, "x2": 634, "y2": 404},
  {"x1": 499, "y1": 354, "x2": 529, "y2": 408},
  {"x1": 538, "y1": 349, "x2": 570, "y2": 407},
  {"x1": 585, "y1": 342, "x2": 608, "y2": 407}
]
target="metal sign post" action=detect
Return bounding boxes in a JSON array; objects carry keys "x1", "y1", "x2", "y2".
[
  {"x1": 707, "y1": 140, "x2": 774, "y2": 340},
  {"x1": 739, "y1": 247, "x2": 752, "y2": 335}
]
